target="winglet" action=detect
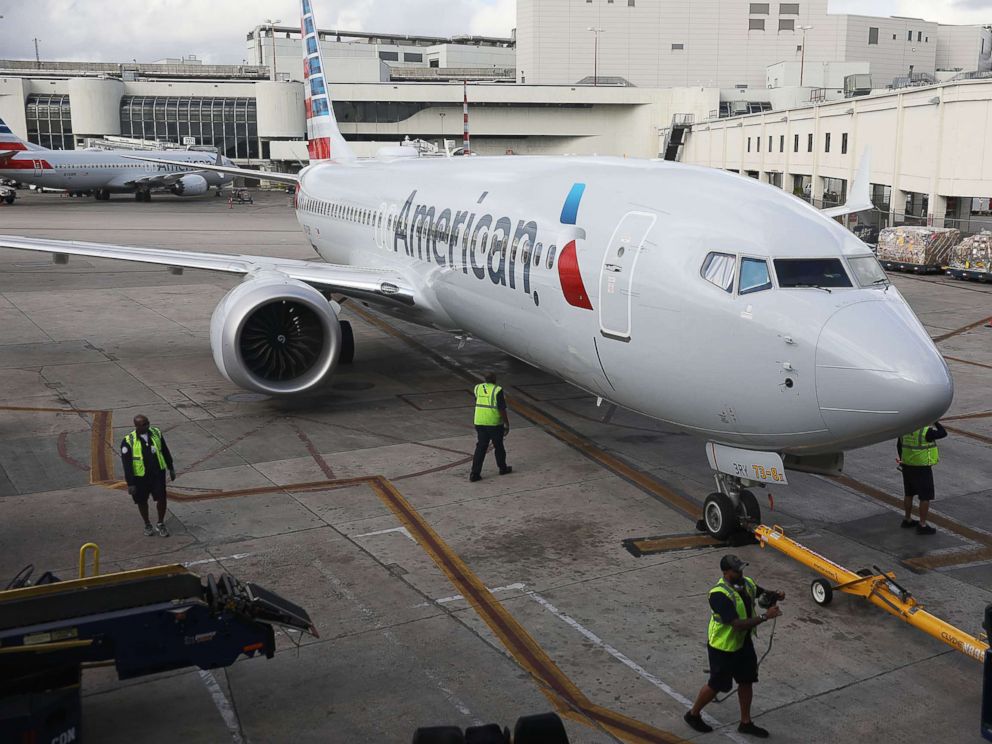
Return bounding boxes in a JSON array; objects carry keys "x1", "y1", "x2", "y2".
[
  {"x1": 821, "y1": 148, "x2": 872, "y2": 218},
  {"x1": 301, "y1": 0, "x2": 354, "y2": 162}
]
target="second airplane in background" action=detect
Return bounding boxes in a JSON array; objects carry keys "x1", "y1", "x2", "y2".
[{"x1": 0, "y1": 119, "x2": 233, "y2": 202}]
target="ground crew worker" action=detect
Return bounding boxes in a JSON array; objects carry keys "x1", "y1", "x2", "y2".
[
  {"x1": 120, "y1": 414, "x2": 176, "y2": 537},
  {"x1": 469, "y1": 373, "x2": 512, "y2": 482},
  {"x1": 897, "y1": 421, "x2": 947, "y2": 535},
  {"x1": 684, "y1": 554, "x2": 784, "y2": 739}
]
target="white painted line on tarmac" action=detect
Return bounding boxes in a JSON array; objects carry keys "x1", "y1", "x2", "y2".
[
  {"x1": 354, "y1": 526, "x2": 416, "y2": 542},
  {"x1": 417, "y1": 582, "x2": 527, "y2": 608},
  {"x1": 184, "y1": 553, "x2": 252, "y2": 567},
  {"x1": 199, "y1": 670, "x2": 246, "y2": 744},
  {"x1": 527, "y1": 591, "x2": 749, "y2": 744}
]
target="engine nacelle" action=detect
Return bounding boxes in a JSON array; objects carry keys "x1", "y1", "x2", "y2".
[
  {"x1": 171, "y1": 174, "x2": 209, "y2": 196},
  {"x1": 210, "y1": 273, "x2": 342, "y2": 395}
]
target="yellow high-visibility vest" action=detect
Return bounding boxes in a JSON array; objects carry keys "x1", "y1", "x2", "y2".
[
  {"x1": 473, "y1": 384, "x2": 503, "y2": 426},
  {"x1": 707, "y1": 577, "x2": 758, "y2": 652},
  {"x1": 900, "y1": 427, "x2": 939, "y2": 467},
  {"x1": 126, "y1": 427, "x2": 167, "y2": 477}
]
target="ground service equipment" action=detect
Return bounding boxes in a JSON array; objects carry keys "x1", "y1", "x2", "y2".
[{"x1": 0, "y1": 546, "x2": 316, "y2": 743}]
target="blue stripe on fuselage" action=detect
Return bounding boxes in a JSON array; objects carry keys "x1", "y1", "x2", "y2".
[{"x1": 560, "y1": 182, "x2": 586, "y2": 225}]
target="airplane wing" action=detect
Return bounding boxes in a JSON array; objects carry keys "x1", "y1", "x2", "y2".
[
  {"x1": 0, "y1": 235, "x2": 416, "y2": 307},
  {"x1": 122, "y1": 155, "x2": 300, "y2": 185},
  {"x1": 821, "y1": 149, "x2": 873, "y2": 218},
  {"x1": 123, "y1": 170, "x2": 213, "y2": 187}
]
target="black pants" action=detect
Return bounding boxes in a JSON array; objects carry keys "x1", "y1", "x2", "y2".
[{"x1": 471, "y1": 425, "x2": 507, "y2": 476}]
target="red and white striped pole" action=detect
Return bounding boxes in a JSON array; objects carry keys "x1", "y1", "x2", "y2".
[{"x1": 462, "y1": 80, "x2": 471, "y2": 156}]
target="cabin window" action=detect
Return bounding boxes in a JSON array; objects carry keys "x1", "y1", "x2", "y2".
[
  {"x1": 546, "y1": 244, "x2": 557, "y2": 269},
  {"x1": 739, "y1": 257, "x2": 773, "y2": 294},
  {"x1": 701, "y1": 252, "x2": 736, "y2": 293},
  {"x1": 774, "y1": 258, "x2": 853, "y2": 288}
]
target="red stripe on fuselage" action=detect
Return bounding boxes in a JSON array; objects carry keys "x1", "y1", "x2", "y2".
[
  {"x1": 0, "y1": 157, "x2": 52, "y2": 170},
  {"x1": 557, "y1": 241, "x2": 593, "y2": 310}
]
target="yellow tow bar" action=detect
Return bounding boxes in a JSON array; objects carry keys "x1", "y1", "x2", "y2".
[{"x1": 754, "y1": 524, "x2": 990, "y2": 662}]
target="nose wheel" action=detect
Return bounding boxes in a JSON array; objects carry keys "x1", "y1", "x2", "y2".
[{"x1": 700, "y1": 475, "x2": 762, "y2": 540}]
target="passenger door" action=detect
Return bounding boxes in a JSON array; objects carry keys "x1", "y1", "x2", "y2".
[{"x1": 598, "y1": 212, "x2": 656, "y2": 342}]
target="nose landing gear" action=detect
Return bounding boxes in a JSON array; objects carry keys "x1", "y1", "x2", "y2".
[{"x1": 700, "y1": 474, "x2": 762, "y2": 541}]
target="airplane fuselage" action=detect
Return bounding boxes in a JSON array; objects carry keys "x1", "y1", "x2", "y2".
[
  {"x1": 295, "y1": 155, "x2": 952, "y2": 456},
  {"x1": 0, "y1": 149, "x2": 232, "y2": 193}
]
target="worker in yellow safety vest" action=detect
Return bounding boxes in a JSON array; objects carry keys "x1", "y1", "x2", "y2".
[
  {"x1": 897, "y1": 421, "x2": 947, "y2": 535},
  {"x1": 469, "y1": 373, "x2": 512, "y2": 482},
  {"x1": 120, "y1": 414, "x2": 176, "y2": 537},
  {"x1": 684, "y1": 554, "x2": 784, "y2": 739}
]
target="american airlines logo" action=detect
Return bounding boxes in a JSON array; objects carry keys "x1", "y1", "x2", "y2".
[{"x1": 388, "y1": 184, "x2": 593, "y2": 309}]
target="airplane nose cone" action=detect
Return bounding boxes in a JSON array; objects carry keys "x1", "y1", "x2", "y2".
[{"x1": 815, "y1": 299, "x2": 953, "y2": 447}]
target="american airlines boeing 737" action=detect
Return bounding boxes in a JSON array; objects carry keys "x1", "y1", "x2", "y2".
[
  {"x1": 0, "y1": 120, "x2": 234, "y2": 202},
  {"x1": 0, "y1": 0, "x2": 953, "y2": 538}
]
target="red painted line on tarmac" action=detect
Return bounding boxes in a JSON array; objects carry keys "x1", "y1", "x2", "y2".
[
  {"x1": 179, "y1": 416, "x2": 276, "y2": 475},
  {"x1": 291, "y1": 422, "x2": 335, "y2": 479},
  {"x1": 57, "y1": 431, "x2": 90, "y2": 473},
  {"x1": 933, "y1": 316, "x2": 992, "y2": 342}
]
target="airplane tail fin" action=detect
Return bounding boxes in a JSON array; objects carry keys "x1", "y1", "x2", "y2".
[
  {"x1": 300, "y1": 0, "x2": 354, "y2": 162},
  {"x1": 821, "y1": 148, "x2": 872, "y2": 218},
  {"x1": 0, "y1": 117, "x2": 44, "y2": 153}
]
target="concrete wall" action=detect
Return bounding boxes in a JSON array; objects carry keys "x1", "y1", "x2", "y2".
[
  {"x1": 67, "y1": 78, "x2": 124, "y2": 136},
  {"x1": 681, "y1": 79, "x2": 992, "y2": 221},
  {"x1": 841, "y1": 15, "x2": 937, "y2": 88},
  {"x1": 255, "y1": 81, "x2": 305, "y2": 138},
  {"x1": 0, "y1": 77, "x2": 30, "y2": 136},
  {"x1": 936, "y1": 25, "x2": 992, "y2": 73}
]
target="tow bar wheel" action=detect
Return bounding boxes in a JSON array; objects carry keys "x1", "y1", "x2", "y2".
[
  {"x1": 811, "y1": 578, "x2": 834, "y2": 606},
  {"x1": 703, "y1": 492, "x2": 737, "y2": 541}
]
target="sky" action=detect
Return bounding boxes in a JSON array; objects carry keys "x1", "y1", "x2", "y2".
[{"x1": 0, "y1": 0, "x2": 989, "y2": 65}]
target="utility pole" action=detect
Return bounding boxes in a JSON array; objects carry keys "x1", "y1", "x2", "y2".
[
  {"x1": 33, "y1": 38, "x2": 41, "y2": 68},
  {"x1": 799, "y1": 26, "x2": 813, "y2": 88},
  {"x1": 266, "y1": 20, "x2": 281, "y2": 81},
  {"x1": 587, "y1": 27, "x2": 604, "y2": 86}
]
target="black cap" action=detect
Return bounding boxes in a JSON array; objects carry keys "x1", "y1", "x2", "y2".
[{"x1": 720, "y1": 554, "x2": 747, "y2": 572}]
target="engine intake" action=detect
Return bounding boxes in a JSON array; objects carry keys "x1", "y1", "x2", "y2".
[
  {"x1": 210, "y1": 274, "x2": 341, "y2": 395},
  {"x1": 171, "y1": 174, "x2": 209, "y2": 196}
]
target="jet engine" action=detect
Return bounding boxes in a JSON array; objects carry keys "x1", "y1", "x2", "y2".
[
  {"x1": 170, "y1": 174, "x2": 209, "y2": 196},
  {"x1": 210, "y1": 273, "x2": 342, "y2": 395}
]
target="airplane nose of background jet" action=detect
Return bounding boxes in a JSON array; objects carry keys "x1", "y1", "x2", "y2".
[{"x1": 815, "y1": 299, "x2": 953, "y2": 445}]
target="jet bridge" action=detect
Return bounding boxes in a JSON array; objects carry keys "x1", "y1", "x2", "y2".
[{"x1": 0, "y1": 546, "x2": 316, "y2": 743}]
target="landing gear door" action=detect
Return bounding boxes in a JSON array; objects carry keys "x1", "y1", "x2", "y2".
[{"x1": 598, "y1": 212, "x2": 656, "y2": 342}]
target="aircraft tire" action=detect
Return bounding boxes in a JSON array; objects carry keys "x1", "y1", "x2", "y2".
[
  {"x1": 410, "y1": 726, "x2": 464, "y2": 744},
  {"x1": 339, "y1": 320, "x2": 355, "y2": 365},
  {"x1": 3, "y1": 193, "x2": 14, "y2": 205},
  {"x1": 811, "y1": 579, "x2": 833, "y2": 606},
  {"x1": 739, "y1": 489, "x2": 761, "y2": 525},
  {"x1": 703, "y1": 492, "x2": 737, "y2": 541},
  {"x1": 513, "y1": 713, "x2": 569, "y2": 744},
  {"x1": 463, "y1": 723, "x2": 508, "y2": 743}
]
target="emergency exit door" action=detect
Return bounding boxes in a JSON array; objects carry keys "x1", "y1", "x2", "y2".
[
  {"x1": 598, "y1": 211, "x2": 656, "y2": 342},
  {"x1": 33, "y1": 160, "x2": 44, "y2": 177}
]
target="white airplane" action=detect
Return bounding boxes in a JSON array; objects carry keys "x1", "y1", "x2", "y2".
[
  {"x1": 0, "y1": 0, "x2": 952, "y2": 538},
  {"x1": 0, "y1": 119, "x2": 234, "y2": 202}
]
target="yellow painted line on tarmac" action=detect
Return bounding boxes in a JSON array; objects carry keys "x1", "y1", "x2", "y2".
[{"x1": 629, "y1": 534, "x2": 722, "y2": 556}]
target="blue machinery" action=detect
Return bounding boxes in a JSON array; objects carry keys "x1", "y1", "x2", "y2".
[{"x1": 0, "y1": 544, "x2": 315, "y2": 743}]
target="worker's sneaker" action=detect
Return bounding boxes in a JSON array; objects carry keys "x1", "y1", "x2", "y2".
[
  {"x1": 143, "y1": 524, "x2": 155, "y2": 537},
  {"x1": 499, "y1": 466, "x2": 513, "y2": 476},
  {"x1": 738, "y1": 721, "x2": 770, "y2": 738},
  {"x1": 469, "y1": 474, "x2": 481, "y2": 482},
  {"x1": 683, "y1": 712, "x2": 713, "y2": 734},
  {"x1": 900, "y1": 518, "x2": 919, "y2": 528},
  {"x1": 916, "y1": 524, "x2": 936, "y2": 535},
  {"x1": 155, "y1": 522, "x2": 170, "y2": 537}
]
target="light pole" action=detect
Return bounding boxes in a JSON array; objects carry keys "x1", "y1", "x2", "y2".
[
  {"x1": 799, "y1": 25, "x2": 813, "y2": 87},
  {"x1": 266, "y1": 19, "x2": 281, "y2": 81},
  {"x1": 587, "y1": 27, "x2": 604, "y2": 86},
  {"x1": 439, "y1": 112, "x2": 446, "y2": 140}
]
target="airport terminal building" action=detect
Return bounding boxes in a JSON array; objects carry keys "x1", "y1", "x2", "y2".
[{"x1": 1, "y1": 0, "x2": 991, "y2": 226}]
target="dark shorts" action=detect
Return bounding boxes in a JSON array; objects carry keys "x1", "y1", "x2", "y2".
[
  {"x1": 707, "y1": 642, "x2": 758, "y2": 693},
  {"x1": 131, "y1": 473, "x2": 167, "y2": 504},
  {"x1": 902, "y1": 465, "x2": 935, "y2": 501}
]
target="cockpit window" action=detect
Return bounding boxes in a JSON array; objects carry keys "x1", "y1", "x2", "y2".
[
  {"x1": 848, "y1": 255, "x2": 889, "y2": 288},
  {"x1": 774, "y1": 258, "x2": 852, "y2": 289},
  {"x1": 701, "y1": 252, "x2": 735, "y2": 293},
  {"x1": 740, "y1": 257, "x2": 773, "y2": 294}
]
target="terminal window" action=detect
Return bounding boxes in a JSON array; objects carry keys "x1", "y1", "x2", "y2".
[
  {"x1": 749, "y1": 19, "x2": 765, "y2": 30},
  {"x1": 779, "y1": 3, "x2": 799, "y2": 13},
  {"x1": 825, "y1": 132, "x2": 831, "y2": 153},
  {"x1": 807, "y1": 133, "x2": 813, "y2": 152},
  {"x1": 671, "y1": 43, "x2": 684, "y2": 50},
  {"x1": 404, "y1": 53, "x2": 424, "y2": 63},
  {"x1": 379, "y1": 51, "x2": 399, "y2": 61},
  {"x1": 749, "y1": 3, "x2": 770, "y2": 13},
  {"x1": 794, "y1": 133, "x2": 799, "y2": 152},
  {"x1": 779, "y1": 19, "x2": 794, "y2": 31},
  {"x1": 841, "y1": 132, "x2": 848, "y2": 154},
  {"x1": 868, "y1": 27, "x2": 878, "y2": 45},
  {"x1": 25, "y1": 94, "x2": 74, "y2": 150},
  {"x1": 119, "y1": 96, "x2": 258, "y2": 159}
]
